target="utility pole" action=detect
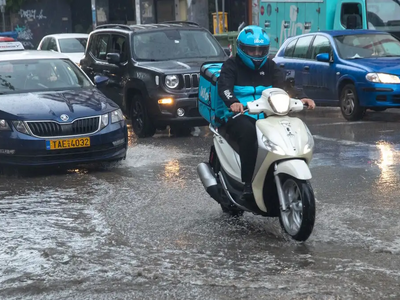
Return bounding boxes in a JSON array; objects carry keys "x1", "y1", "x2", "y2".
[
  {"x1": 91, "y1": 0, "x2": 97, "y2": 30},
  {"x1": 0, "y1": 0, "x2": 6, "y2": 32},
  {"x1": 135, "y1": 0, "x2": 141, "y2": 25}
]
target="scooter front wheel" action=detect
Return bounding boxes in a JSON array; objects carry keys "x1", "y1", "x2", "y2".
[{"x1": 278, "y1": 176, "x2": 316, "y2": 242}]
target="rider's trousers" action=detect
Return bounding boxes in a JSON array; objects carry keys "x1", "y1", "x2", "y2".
[{"x1": 225, "y1": 115, "x2": 257, "y2": 184}]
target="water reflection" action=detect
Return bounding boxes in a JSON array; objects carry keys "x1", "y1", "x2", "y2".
[
  {"x1": 127, "y1": 123, "x2": 137, "y2": 147},
  {"x1": 163, "y1": 159, "x2": 180, "y2": 181},
  {"x1": 376, "y1": 141, "x2": 394, "y2": 172},
  {"x1": 374, "y1": 141, "x2": 399, "y2": 199}
]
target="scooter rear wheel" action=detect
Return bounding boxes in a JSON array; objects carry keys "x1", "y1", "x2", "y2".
[{"x1": 278, "y1": 176, "x2": 316, "y2": 242}]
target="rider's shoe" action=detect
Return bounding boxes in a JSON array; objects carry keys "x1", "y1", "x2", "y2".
[{"x1": 241, "y1": 182, "x2": 253, "y2": 201}]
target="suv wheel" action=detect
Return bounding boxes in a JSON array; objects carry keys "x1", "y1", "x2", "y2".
[{"x1": 130, "y1": 95, "x2": 156, "y2": 138}]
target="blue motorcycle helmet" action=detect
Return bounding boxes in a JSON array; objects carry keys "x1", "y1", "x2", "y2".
[{"x1": 236, "y1": 25, "x2": 270, "y2": 70}]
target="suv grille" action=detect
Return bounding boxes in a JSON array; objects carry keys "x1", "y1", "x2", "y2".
[
  {"x1": 27, "y1": 117, "x2": 100, "y2": 137},
  {"x1": 183, "y1": 73, "x2": 200, "y2": 89}
]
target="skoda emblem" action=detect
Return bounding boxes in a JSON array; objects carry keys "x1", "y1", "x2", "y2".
[{"x1": 60, "y1": 114, "x2": 69, "y2": 122}]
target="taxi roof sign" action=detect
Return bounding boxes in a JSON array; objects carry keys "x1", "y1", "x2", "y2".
[{"x1": 0, "y1": 41, "x2": 25, "y2": 51}]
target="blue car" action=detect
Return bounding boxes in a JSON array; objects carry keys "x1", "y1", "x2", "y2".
[
  {"x1": 0, "y1": 51, "x2": 128, "y2": 166},
  {"x1": 274, "y1": 30, "x2": 400, "y2": 121}
]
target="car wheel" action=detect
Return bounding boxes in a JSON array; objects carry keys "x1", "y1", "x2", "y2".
[
  {"x1": 130, "y1": 95, "x2": 156, "y2": 138},
  {"x1": 340, "y1": 84, "x2": 366, "y2": 121}
]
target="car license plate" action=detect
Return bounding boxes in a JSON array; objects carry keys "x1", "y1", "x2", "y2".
[{"x1": 46, "y1": 137, "x2": 90, "y2": 150}]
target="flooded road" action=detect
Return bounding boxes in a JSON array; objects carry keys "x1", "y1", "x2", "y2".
[{"x1": 1, "y1": 108, "x2": 400, "y2": 299}]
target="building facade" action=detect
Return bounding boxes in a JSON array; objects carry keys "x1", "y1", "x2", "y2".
[
  {"x1": 85, "y1": 0, "x2": 253, "y2": 33},
  {"x1": 3, "y1": 0, "x2": 257, "y2": 48}
]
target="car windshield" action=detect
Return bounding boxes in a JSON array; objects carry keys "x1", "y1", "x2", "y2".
[
  {"x1": 0, "y1": 58, "x2": 92, "y2": 94},
  {"x1": 132, "y1": 29, "x2": 224, "y2": 61},
  {"x1": 58, "y1": 38, "x2": 87, "y2": 53},
  {"x1": 334, "y1": 33, "x2": 400, "y2": 59},
  {"x1": 367, "y1": 0, "x2": 400, "y2": 31}
]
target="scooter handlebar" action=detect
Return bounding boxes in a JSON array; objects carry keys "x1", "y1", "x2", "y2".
[
  {"x1": 227, "y1": 105, "x2": 248, "y2": 113},
  {"x1": 228, "y1": 107, "x2": 249, "y2": 119}
]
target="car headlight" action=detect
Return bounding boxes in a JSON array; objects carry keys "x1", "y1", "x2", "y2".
[
  {"x1": 0, "y1": 119, "x2": 11, "y2": 131},
  {"x1": 303, "y1": 124, "x2": 314, "y2": 154},
  {"x1": 165, "y1": 75, "x2": 179, "y2": 89},
  {"x1": 366, "y1": 73, "x2": 400, "y2": 84},
  {"x1": 262, "y1": 135, "x2": 285, "y2": 155},
  {"x1": 111, "y1": 109, "x2": 125, "y2": 123},
  {"x1": 268, "y1": 92, "x2": 290, "y2": 115},
  {"x1": 12, "y1": 121, "x2": 30, "y2": 135},
  {"x1": 100, "y1": 113, "x2": 109, "y2": 129}
]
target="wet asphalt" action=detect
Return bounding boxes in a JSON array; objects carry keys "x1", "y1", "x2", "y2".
[{"x1": 1, "y1": 107, "x2": 400, "y2": 299}]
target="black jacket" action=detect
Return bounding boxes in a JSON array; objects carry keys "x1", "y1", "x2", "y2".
[{"x1": 217, "y1": 56, "x2": 307, "y2": 108}]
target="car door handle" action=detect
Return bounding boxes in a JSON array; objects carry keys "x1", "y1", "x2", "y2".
[
  {"x1": 103, "y1": 70, "x2": 110, "y2": 75},
  {"x1": 304, "y1": 66, "x2": 310, "y2": 70},
  {"x1": 279, "y1": 64, "x2": 285, "y2": 68},
  {"x1": 86, "y1": 66, "x2": 93, "y2": 71}
]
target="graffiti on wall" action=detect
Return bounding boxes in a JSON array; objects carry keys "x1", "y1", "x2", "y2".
[
  {"x1": 12, "y1": 9, "x2": 48, "y2": 43},
  {"x1": 18, "y1": 9, "x2": 47, "y2": 20},
  {"x1": 14, "y1": 24, "x2": 33, "y2": 40},
  {"x1": 10, "y1": 0, "x2": 72, "y2": 48}
]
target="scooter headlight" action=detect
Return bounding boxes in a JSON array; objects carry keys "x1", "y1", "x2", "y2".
[
  {"x1": 262, "y1": 135, "x2": 285, "y2": 155},
  {"x1": 303, "y1": 124, "x2": 314, "y2": 154},
  {"x1": 268, "y1": 92, "x2": 290, "y2": 115}
]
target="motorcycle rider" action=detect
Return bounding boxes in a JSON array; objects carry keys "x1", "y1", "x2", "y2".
[{"x1": 217, "y1": 25, "x2": 316, "y2": 200}]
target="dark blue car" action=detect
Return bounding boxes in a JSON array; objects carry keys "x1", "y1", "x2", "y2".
[
  {"x1": 274, "y1": 30, "x2": 400, "y2": 121},
  {"x1": 0, "y1": 51, "x2": 128, "y2": 166}
]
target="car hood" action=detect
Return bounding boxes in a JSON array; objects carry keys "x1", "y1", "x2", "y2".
[
  {"x1": 137, "y1": 58, "x2": 226, "y2": 74},
  {"x1": 0, "y1": 88, "x2": 119, "y2": 121},
  {"x1": 344, "y1": 57, "x2": 400, "y2": 75}
]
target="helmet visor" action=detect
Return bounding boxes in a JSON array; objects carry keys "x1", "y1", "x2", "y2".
[{"x1": 240, "y1": 44, "x2": 270, "y2": 58}]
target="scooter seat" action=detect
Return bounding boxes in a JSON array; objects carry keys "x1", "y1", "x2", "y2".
[{"x1": 217, "y1": 126, "x2": 240, "y2": 154}]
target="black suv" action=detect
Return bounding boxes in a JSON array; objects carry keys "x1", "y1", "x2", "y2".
[{"x1": 79, "y1": 21, "x2": 228, "y2": 137}]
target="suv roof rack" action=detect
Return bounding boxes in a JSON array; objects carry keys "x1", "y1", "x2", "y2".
[
  {"x1": 96, "y1": 24, "x2": 132, "y2": 30},
  {"x1": 161, "y1": 21, "x2": 199, "y2": 27}
]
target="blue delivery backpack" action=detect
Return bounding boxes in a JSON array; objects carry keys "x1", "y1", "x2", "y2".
[{"x1": 197, "y1": 62, "x2": 227, "y2": 127}]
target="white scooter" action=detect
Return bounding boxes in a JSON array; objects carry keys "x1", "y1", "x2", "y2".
[{"x1": 197, "y1": 88, "x2": 316, "y2": 242}]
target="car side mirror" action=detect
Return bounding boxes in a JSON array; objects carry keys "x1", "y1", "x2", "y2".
[
  {"x1": 94, "y1": 75, "x2": 109, "y2": 87},
  {"x1": 316, "y1": 53, "x2": 330, "y2": 62},
  {"x1": 107, "y1": 53, "x2": 120, "y2": 64},
  {"x1": 223, "y1": 47, "x2": 231, "y2": 56}
]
